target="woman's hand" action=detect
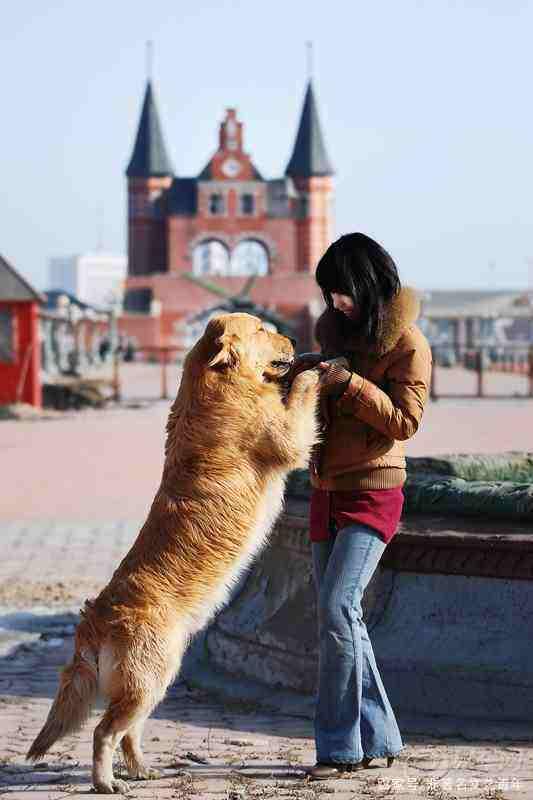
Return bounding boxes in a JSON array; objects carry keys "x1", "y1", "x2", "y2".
[{"x1": 318, "y1": 360, "x2": 352, "y2": 397}]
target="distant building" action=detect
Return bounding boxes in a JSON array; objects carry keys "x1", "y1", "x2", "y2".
[
  {"x1": 0, "y1": 253, "x2": 43, "y2": 407},
  {"x1": 121, "y1": 76, "x2": 334, "y2": 349},
  {"x1": 420, "y1": 289, "x2": 533, "y2": 348},
  {"x1": 49, "y1": 253, "x2": 127, "y2": 308}
]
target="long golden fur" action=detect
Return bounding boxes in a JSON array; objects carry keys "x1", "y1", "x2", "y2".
[{"x1": 27, "y1": 313, "x2": 319, "y2": 794}]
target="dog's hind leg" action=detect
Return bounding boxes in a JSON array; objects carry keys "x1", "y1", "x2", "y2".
[
  {"x1": 93, "y1": 696, "x2": 151, "y2": 795},
  {"x1": 94, "y1": 629, "x2": 185, "y2": 792},
  {"x1": 121, "y1": 716, "x2": 162, "y2": 781}
]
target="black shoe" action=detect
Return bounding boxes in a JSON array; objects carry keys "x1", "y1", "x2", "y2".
[
  {"x1": 306, "y1": 761, "x2": 365, "y2": 780},
  {"x1": 362, "y1": 755, "x2": 397, "y2": 769}
]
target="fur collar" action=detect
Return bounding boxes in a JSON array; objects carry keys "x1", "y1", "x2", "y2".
[{"x1": 316, "y1": 286, "x2": 421, "y2": 357}]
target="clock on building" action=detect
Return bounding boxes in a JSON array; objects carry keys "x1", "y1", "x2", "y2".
[{"x1": 221, "y1": 158, "x2": 241, "y2": 178}]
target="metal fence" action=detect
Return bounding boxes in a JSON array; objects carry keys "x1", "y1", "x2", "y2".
[
  {"x1": 430, "y1": 344, "x2": 533, "y2": 399},
  {"x1": 111, "y1": 344, "x2": 533, "y2": 404},
  {"x1": 112, "y1": 346, "x2": 184, "y2": 403}
]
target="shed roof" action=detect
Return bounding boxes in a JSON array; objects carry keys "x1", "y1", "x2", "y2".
[
  {"x1": 0, "y1": 253, "x2": 43, "y2": 302},
  {"x1": 422, "y1": 289, "x2": 533, "y2": 319}
]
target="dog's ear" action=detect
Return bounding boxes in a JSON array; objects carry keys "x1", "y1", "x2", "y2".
[{"x1": 207, "y1": 334, "x2": 241, "y2": 369}]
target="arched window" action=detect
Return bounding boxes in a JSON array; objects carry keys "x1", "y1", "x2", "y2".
[
  {"x1": 231, "y1": 240, "x2": 269, "y2": 276},
  {"x1": 192, "y1": 240, "x2": 230, "y2": 276}
]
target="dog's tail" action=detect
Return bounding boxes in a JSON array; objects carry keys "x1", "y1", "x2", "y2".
[{"x1": 27, "y1": 624, "x2": 98, "y2": 761}]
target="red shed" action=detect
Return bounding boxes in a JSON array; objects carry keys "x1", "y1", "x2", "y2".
[{"x1": 0, "y1": 253, "x2": 44, "y2": 407}]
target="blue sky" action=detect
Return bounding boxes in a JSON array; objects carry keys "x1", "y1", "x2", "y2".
[{"x1": 2, "y1": 0, "x2": 532, "y2": 290}]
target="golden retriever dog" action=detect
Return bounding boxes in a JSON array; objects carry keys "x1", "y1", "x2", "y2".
[{"x1": 27, "y1": 313, "x2": 319, "y2": 794}]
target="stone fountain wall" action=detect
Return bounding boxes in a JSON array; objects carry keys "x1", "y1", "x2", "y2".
[{"x1": 185, "y1": 454, "x2": 533, "y2": 735}]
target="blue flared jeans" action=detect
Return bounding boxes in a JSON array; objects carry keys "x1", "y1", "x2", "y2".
[{"x1": 312, "y1": 523, "x2": 404, "y2": 764}]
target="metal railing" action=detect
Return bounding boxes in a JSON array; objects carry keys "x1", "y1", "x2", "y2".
[
  {"x1": 110, "y1": 346, "x2": 185, "y2": 402},
  {"x1": 430, "y1": 344, "x2": 533, "y2": 399},
  {"x1": 110, "y1": 343, "x2": 533, "y2": 403}
]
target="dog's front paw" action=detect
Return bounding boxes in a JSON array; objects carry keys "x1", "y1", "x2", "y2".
[{"x1": 291, "y1": 368, "x2": 320, "y2": 392}]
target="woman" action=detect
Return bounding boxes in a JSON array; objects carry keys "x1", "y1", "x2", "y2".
[{"x1": 294, "y1": 233, "x2": 432, "y2": 780}]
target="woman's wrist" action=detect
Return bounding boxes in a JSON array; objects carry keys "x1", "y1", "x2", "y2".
[
  {"x1": 339, "y1": 373, "x2": 365, "y2": 403},
  {"x1": 318, "y1": 362, "x2": 353, "y2": 397}
]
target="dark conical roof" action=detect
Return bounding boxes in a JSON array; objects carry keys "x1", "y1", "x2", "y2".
[
  {"x1": 285, "y1": 81, "x2": 334, "y2": 178},
  {"x1": 126, "y1": 81, "x2": 174, "y2": 178}
]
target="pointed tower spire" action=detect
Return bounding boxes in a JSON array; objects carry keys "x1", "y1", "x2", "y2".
[
  {"x1": 285, "y1": 80, "x2": 334, "y2": 178},
  {"x1": 126, "y1": 80, "x2": 174, "y2": 178}
]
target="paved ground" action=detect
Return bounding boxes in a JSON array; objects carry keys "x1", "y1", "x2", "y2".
[
  {"x1": 1, "y1": 374, "x2": 533, "y2": 522},
  {"x1": 0, "y1": 598, "x2": 531, "y2": 799},
  {"x1": 430, "y1": 366, "x2": 530, "y2": 400},
  {"x1": 0, "y1": 521, "x2": 139, "y2": 611},
  {"x1": 1, "y1": 366, "x2": 533, "y2": 797},
  {"x1": 1, "y1": 523, "x2": 532, "y2": 798}
]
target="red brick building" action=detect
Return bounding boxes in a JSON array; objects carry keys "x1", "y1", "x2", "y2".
[
  {"x1": 0, "y1": 254, "x2": 43, "y2": 407},
  {"x1": 121, "y1": 79, "x2": 335, "y2": 349}
]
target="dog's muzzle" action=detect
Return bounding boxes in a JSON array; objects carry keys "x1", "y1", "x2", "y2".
[{"x1": 270, "y1": 358, "x2": 293, "y2": 370}]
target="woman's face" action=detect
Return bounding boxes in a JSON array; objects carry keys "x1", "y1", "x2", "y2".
[{"x1": 331, "y1": 293, "x2": 358, "y2": 319}]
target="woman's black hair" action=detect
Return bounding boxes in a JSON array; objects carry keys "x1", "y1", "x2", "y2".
[{"x1": 315, "y1": 232, "x2": 401, "y2": 343}]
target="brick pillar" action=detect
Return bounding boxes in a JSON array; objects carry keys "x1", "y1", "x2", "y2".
[
  {"x1": 128, "y1": 176, "x2": 172, "y2": 276},
  {"x1": 294, "y1": 176, "x2": 334, "y2": 273}
]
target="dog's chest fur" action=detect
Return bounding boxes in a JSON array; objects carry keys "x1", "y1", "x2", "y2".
[{"x1": 189, "y1": 471, "x2": 286, "y2": 632}]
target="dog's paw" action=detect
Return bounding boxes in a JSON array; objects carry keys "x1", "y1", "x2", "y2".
[
  {"x1": 130, "y1": 767, "x2": 162, "y2": 781},
  {"x1": 291, "y1": 369, "x2": 320, "y2": 391},
  {"x1": 93, "y1": 778, "x2": 130, "y2": 794}
]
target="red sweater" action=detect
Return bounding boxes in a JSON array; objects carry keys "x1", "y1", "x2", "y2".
[{"x1": 309, "y1": 487, "x2": 404, "y2": 544}]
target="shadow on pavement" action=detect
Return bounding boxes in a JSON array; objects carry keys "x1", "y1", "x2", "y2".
[{"x1": 1, "y1": 607, "x2": 531, "y2": 756}]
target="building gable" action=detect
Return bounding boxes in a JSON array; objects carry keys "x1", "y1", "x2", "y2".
[{"x1": 198, "y1": 109, "x2": 263, "y2": 182}]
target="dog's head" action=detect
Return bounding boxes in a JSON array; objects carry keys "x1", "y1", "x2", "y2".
[{"x1": 190, "y1": 313, "x2": 295, "y2": 384}]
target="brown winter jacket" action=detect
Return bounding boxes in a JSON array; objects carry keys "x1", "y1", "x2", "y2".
[{"x1": 310, "y1": 286, "x2": 432, "y2": 491}]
